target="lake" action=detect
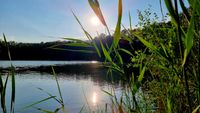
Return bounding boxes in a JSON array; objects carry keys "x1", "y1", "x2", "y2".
[{"x1": 0, "y1": 61, "x2": 123, "y2": 113}]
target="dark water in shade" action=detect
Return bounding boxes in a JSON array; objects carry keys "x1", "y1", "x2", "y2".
[{"x1": 0, "y1": 61, "x2": 123, "y2": 113}]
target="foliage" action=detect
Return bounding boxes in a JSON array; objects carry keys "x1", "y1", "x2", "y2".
[{"x1": 86, "y1": 0, "x2": 200, "y2": 113}]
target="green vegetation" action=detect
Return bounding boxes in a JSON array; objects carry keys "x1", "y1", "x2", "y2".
[
  {"x1": 0, "y1": 0, "x2": 200, "y2": 113},
  {"x1": 80, "y1": 0, "x2": 199, "y2": 112}
]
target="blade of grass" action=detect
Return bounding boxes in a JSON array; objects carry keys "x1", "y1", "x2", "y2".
[
  {"x1": 34, "y1": 107, "x2": 54, "y2": 113},
  {"x1": 129, "y1": 11, "x2": 132, "y2": 30},
  {"x1": 1, "y1": 75, "x2": 9, "y2": 113},
  {"x1": 113, "y1": 0, "x2": 123, "y2": 48},
  {"x1": 71, "y1": 10, "x2": 101, "y2": 57},
  {"x1": 100, "y1": 40, "x2": 112, "y2": 62},
  {"x1": 179, "y1": 0, "x2": 190, "y2": 21},
  {"x1": 10, "y1": 66, "x2": 15, "y2": 113},
  {"x1": 182, "y1": 0, "x2": 196, "y2": 66},
  {"x1": 22, "y1": 96, "x2": 56, "y2": 110},
  {"x1": 192, "y1": 105, "x2": 200, "y2": 113},
  {"x1": 164, "y1": 0, "x2": 178, "y2": 25},
  {"x1": 48, "y1": 47, "x2": 96, "y2": 53},
  {"x1": 3, "y1": 33, "x2": 11, "y2": 60},
  {"x1": 37, "y1": 87, "x2": 61, "y2": 104},
  {"x1": 119, "y1": 48, "x2": 134, "y2": 56},
  {"x1": 79, "y1": 105, "x2": 85, "y2": 113},
  {"x1": 64, "y1": 42, "x2": 91, "y2": 47},
  {"x1": 137, "y1": 65, "x2": 146, "y2": 83},
  {"x1": 51, "y1": 67, "x2": 64, "y2": 105},
  {"x1": 133, "y1": 33, "x2": 157, "y2": 51},
  {"x1": 88, "y1": 0, "x2": 110, "y2": 35}
]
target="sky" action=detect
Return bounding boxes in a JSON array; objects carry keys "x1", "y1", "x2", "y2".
[{"x1": 0, "y1": 0, "x2": 169, "y2": 43}]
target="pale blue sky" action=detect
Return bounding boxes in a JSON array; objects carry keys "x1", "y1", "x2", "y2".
[{"x1": 0, "y1": 0, "x2": 169, "y2": 43}]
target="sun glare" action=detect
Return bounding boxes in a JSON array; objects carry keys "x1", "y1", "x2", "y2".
[
  {"x1": 91, "y1": 16, "x2": 101, "y2": 26},
  {"x1": 92, "y1": 92, "x2": 97, "y2": 105}
]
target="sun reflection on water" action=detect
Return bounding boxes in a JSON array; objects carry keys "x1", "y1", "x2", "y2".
[
  {"x1": 91, "y1": 61, "x2": 98, "y2": 63},
  {"x1": 92, "y1": 91, "x2": 97, "y2": 105}
]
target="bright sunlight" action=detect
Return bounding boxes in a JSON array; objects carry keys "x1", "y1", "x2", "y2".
[{"x1": 91, "y1": 16, "x2": 101, "y2": 26}]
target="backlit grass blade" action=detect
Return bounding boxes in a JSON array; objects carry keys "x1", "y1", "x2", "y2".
[
  {"x1": 88, "y1": 0, "x2": 110, "y2": 35},
  {"x1": 88, "y1": 0, "x2": 106, "y2": 26},
  {"x1": 120, "y1": 48, "x2": 133, "y2": 56},
  {"x1": 37, "y1": 87, "x2": 61, "y2": 104},
  {"x1": 113, "y1": 0, "x2": 123, "y2": 48},
  {"x1": 79, "y1": 105, "x2": 85, "y2": 113},
  {"x1": 51, "y1": 67, "x2": 67, "y2": 113},
  {"x1": 48, "y1": 47, "x2": 96, "y2": 53},
  {"x1": 129, "y1": 11, "x2": 132, "y2": 30},
  {"x1": 62, "y1": 37, "x2": 91, "y2": 45},
  {"x1": 167, "y1": 98, "x2": 172, "y2": 113},
  {"x1": 137, "y1": 65, "x2": 146, "y2": 82},
  {"x1": 3, "y1": 34, "x2": 11, "y2": 60},
  {"x1": 51, "y1": 67, "x2": 64, "y2": 105},
  {"x1": 100, "y1": 40, "x2": 112, "y2": 62},
  {"x1": 179, "y1": 0, "x2": 190, "y2": 21},
  {"x1": 192, "y1": 105, "x2": 200, "y2": 113},
  {"x1": 182, "y1": 0, "x2": 196, "y2": 66},
  {"x1": 71, "y1": 11, "x2": 101, "y2": 57},
  {"x1": 0, "y1": 75, "x2": 3, "y2": 94},
  {"x1": 34, "y1": 107, "x2": 55, "y2": 113},
  {"x1": 2, "y1": 34, "x2": 15, "y2": 113},
  {"x1": 71, "y1": 10, "x2": 92, "y2": 41},
  {"x1": 164, "y1": 0, "x2": 178, "y2": 25},
  {"x1": 64, "y1": 42, "x2": 91, "y2": 47},
  {"x1": 1, "y1": 75, "x2": 9, "y2": 113},
  {"x1": 159, "y1": 0, "x2": 164, "y2": 20},
  {"x1": 10, "y1": 66, "x2": 15, "y2": 113},
  {"x1": 133, "y1": 33, "x2": 157, "y2": 51},
  {"x1": 22, "y1": 96, "x2": 56, "y2": 110}
]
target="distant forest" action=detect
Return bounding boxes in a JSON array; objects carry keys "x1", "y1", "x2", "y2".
[
  {"x1": 0, "y1": 39, "x2": 99, "y2": 61},
  {"x1": 0, "y1": 32, "x2": 146, "y2": 61}
]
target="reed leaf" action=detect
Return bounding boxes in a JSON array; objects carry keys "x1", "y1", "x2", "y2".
[
  {"x1": 34, "y1": 107, "x2": 55, "y2": 113},
  {"x1": 100, "y1": 40, "x2": 112, "y2": 62},
  {"x1": 129, "y1": 11, "x2": 132, "y2": 30},
  {"x1": 119, "y1": 48, "x2": 133, "y2": 56},
  {"x1": 137, "y1": 65, "x2": 146, "y2": 82},
  {"x1": 22, "y1": 96, "x2": 56, "y2": 110},
  {"x1": 182, "y1": 0, "x2": 196, "y2": 66},
  {"x1": 79, "y1": 105, "x2": 85, "y2": 113},
  {"x1": 37, "y1": 87, "x2": 61, "y2": 104},
  {"x1": 10, "y1": 66, "x2": 15, "y2": 113},
  {"x1": 179, "y1": 0, "x2": 190, "y2": 21},
  {"x1": 71, "y1": 11, "x2": 101, "y2": 57},
  {"x1": 1, "y1": 75, "x2": 9, "y2": 113},
  {"x1": 167, "y1": 98, "x2": 172, "y2": 113},
  {"x1": 51, "y1": 67, "x2": 64, "y2": 105},
  {"x1": 3, "y1": 34, "x2": 11, "y2": 61},
  {"x1": 62, "y1": 37, "x2": 91, "y2": 45},
  {"x1": 48, "y1": 47, "x2": 95, "y2": 53},
  {"x1": 64, "y1": 42, "x2": 91, "y2": 47},
  {"x1": 192, "y1": 105, "x2": 200, "y2": 113},
  {"x1": 133, "y1": 33, "x2": 157, "y2": 51},
  {"x1": 88, "y1": 0, "x2": 106, "y2": 26},
  {"x1": 0, "y1": 75, "x2": 3, "y2": 94},
  {"x1": 164, "y1": 0, "x2": 178, "y2": 25},
  {"x1": 113, "y1": 0, "x2": 123, "y2": 48}
]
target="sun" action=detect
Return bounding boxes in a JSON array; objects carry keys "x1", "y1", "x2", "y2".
[{"x1": 91, "y1": 16, "x2": 101, "y2": 26}]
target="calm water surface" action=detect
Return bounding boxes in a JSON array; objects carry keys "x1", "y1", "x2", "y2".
[
  {"x1": 0, "y1": 60, "x2": 98, "y2": 68},
  {"x1": 0, "y1": 61, "x2": 123, "y2": 113}
]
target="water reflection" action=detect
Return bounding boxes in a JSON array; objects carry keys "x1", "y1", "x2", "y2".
[
  {"x1": 0, "y1": 61, "x2": 124, "y2": 113},
  {"x1": 0, "y1": 71, "x2": 122, "y2": 113}
]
